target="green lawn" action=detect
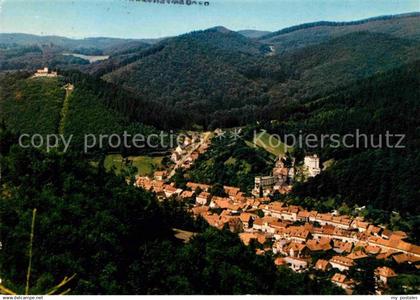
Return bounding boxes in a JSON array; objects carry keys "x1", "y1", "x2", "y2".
[
  {"x1": 104, "y1": 154, "x2": 164, "y2": 176},
  {"x1": 251, "y1": 130, "x2": 292, "y2": 157}
]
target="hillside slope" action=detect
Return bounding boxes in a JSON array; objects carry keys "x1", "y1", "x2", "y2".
[
  {"x1": 0, "y1": 72, "x2": 156, "y2": 153},
  {"x1": 260, "y1": 12, "x2": 420, "y2": 53},
  {"x1": 267, "y1": 60, "x2": 420, "y2": 218},
  {"x1": 0, "y1": 74, "x2": 65, "y2": 134},
  {"x1": 102, "y1": 27, "x2": 274, "y2": 128},
  {"x1": 264, "y1": 31, "x2": 420, "y2": 105},
  {"x1": 101, "y1": 29, "x2": 420, "y2": 128}
]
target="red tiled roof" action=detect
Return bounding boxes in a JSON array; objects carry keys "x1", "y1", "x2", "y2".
[
  {"x1": 375, "y1": 266, "x2": 397, "y2": 278},
  {"x1": 346, "y1": 250, "x2": 368, "y2": 260},
  {"x1": 331, "y1": 273, "x2": 347, "y2": 283},
  {"x1": 315, "y1": 259, "x2": 330, "y2": 271},
  {"x1": 330, "y1": 256, "x2": 355, "y2": 267}
]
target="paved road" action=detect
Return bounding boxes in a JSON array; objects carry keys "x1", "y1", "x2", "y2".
[{"x1": 167, "y1": 131, "x2": 212, "y2": 179}]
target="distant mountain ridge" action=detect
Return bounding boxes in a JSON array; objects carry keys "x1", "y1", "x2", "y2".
[
  {"x1": 259, "y1": 12, "x2": 420, "y2": 53},
  {"x1": 0, "y1": 33, "x2": 153, "y2": 55},
  {"x1": 1, "y1": 12, "x2": 419, "y2": 129},
  {"x1": 259, "y1": 12, "x2": 420, "y2": 40},
  {"x1": 98, "y1": 17, "x2": 420, "y2": 128},
  {"x1": 238, "y1": 30, "x2": 272, "y2": 39}
]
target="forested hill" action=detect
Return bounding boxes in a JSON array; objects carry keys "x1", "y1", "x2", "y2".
[
  {"x1": 0, "y1": 71, "x2": 157, "y2": 153},
  {"x1": 265, "y1": 61, "x2": 420, "y2": 232},
  {"x1": 1, "y1": 13, "x2": 419, "y2": 129},
  {"x1": 259, "y1": 12, "x2": 420, "y2": 53},
  {"x1": 0, "y1": 129, "x2": 343, "y2": 295},
  {"x1": 0, "y1": 33, "x2": 151, "y2": 55},
  {"x1": 101, "y1": 28, "x2": 420, "y2": 128},
  {"x1": 101, "y1": 27, "x2": 274, "y2": 128}
]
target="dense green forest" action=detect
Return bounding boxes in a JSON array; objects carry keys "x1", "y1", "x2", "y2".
[
  {"x1": 259, "y1": 12, "x2": 420, "y2": 52},
  {"x1": 0, "y1": 128, "x2": 343, "y2": 294},
  {"x1": 0, "y1": 71, "x2": 159, "y2": 154},
  {"x1": 0, "y1": 73, "x2": 65, "y2": 134},
  {"x1": 101, "y1": 28, "x2": 420, "y2": 128},
  {"x1": 260, "y1": 61, "x2": 420, "y2": 239},
  {"x1": 0, "y1": 12, "x2": 419, "y2": 295},
  {"x1": 184, "y1": 134, "x2": 273, "y2": 192},
  {"x1": 1, "y1": 14, "x2": 419, "y2": 129}
]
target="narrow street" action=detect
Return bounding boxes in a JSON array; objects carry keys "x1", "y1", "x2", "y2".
[{"x1": 167, "y1": 131, "x2": 212, "y2": 179}]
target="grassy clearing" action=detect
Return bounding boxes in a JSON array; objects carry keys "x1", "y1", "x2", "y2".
[
  {"x1": 104, "y1": 154, "x2": 163, "y2": 176},
  {"x1": 251, "y1": 130, "x2": 292, "y2": 157}
]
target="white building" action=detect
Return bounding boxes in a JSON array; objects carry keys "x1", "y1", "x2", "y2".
[
  {"x1": 252, "y1": 176, "x2": 278, "y2": 196},
  {"x1": 304, "y1": 154, "x2": 321, "y2": 177},
  {"x1": 33, "y1": 67, "x2": 58, "y2": 78}
]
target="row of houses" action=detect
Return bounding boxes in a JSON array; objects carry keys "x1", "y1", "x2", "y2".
[
  {"x1": 136, "y1": 175, "x2": 420, "y2": 263},
  {"x1": 170, "y1": 135, "x2": 209, "y2": 170},
  {"x1": 135, "y1": 176, "x2": 419, "y2": 294}
]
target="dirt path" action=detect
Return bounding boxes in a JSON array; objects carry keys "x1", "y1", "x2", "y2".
[{"x1": 58, "y1": 83, "x2": 74, "y2": 135}]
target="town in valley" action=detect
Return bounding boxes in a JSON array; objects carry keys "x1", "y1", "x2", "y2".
[{"x1": 135, "y1": 130, "x2": 420, "y2": 295}]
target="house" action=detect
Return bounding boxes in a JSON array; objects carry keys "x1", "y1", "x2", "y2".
[
  {"x1": 375, "y1": 266, "x2": 397, "y2": 285},
  {"x1": 239, "y1": 232, "x2": 267, "y2": 246},
  {"x1": 179, "y1": 190, "x2": 195, "y2": 200},
  {"x1": 314, "y1": 213, "x2": 352, "y2": 230},
  {"x1": 392, "y1": 253, "x2": 420, "y2": 265},
  {"x1": 252, "y1": 176, "x2": 278, "y2": 196},
  {"x1": 331, "y1": 273, "x2": 354, "y2": 293},
  {"x1": 315, "y1": 259, "x2": 331, "y2": 272},
  {"x1": 196, "y1": 192, "x2": 211, "y2": 206},
  {"x1": 220, "y1": 215, "x2": 243, "y2": 233},
  {"x1": 376, "y1": 251, "x2": 397, "y2": 260},
  {"x1": 33, "y1": 67, "x2": 58, "y2": 77},
  {"x1": 191, "y1": 205, "x2": 209, "y2": 217},
  {"x1": 288, "y1": 225, "x2": 311, "y2": 242},
  {"x1": 286, "y1": 242, "x2": 309, "y2": 258},
  {"x1": 346, "y1": 250, "x2": 368, "y2": 261},
  {"x1": 351, "y1": 219, "x2": 369, "y2": 232},
  {"x1": 284, "y1": 256, "x2": 309, "y2": 272},
  {"x1": 381, "y1": 229, "x2": 393, "y2": 240},
  {"x1": 297, "y1": 210, "x2": 310, "y2": 222},
  {"x1": 333, "y1": 240, "x2": 353, "y2": 254},
  {"x1": 367, "y1": 224, "x2": 382, "y2": 237},
  {"x1": 239, "y1": 212, "x2": 254, "y2": 229},
  {"x1": 252, "y1": 216, "x2": 278, "y2": 232},
  {"x1": 306, "y1": 239, "x2": 332, "y2": 252},
  {"x1": 274, "y1": 257, "x2": 286, "y2": 266},
  {"x1": 304, "y1": 154, "x2": 321, "y2": 177},
  {"x1": 272, "y1": 239, "x2": 288, "y2": 254},
  {"x1": 202, "y1": 213, "x2": 223, "y2": 229},
  {"x1": 186, "y1": 182, "x2": 210, "y2": 192},
  {"x1": 223, "y1": 185, "x2": 241, "y2": 199},
  {"x1": 268, "y1": 220, "x2": 289, "y2": 233},
  {"x1": 368, "y1": 236, "x2": 420, "y2": 258},
  {"x1": 329, "y1": 256, "x2": 355, "y2": 271},
  {"x1": 171, "y1": 152, "x2": 181, "y2": 163},
  {"x1": 154, "y1": 171, "x2": 167, "y2": 181},
  {"x1": 210, "y1": 196, "x2": 232, "y2": 209},
  {"x1": 365, "y1": 245, "x2": 381, "y2": 255},
  {"x1": 163, "y1": 185, "x2": 180, "y2": 198},
  {"x1": 261, "y1": 201, "x2": 284, "y2": 218}
]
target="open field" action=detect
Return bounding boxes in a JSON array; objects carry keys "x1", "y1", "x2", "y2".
[
  {"x1": 104, "y1": 154, "x2": 164, "y2": 176},
  {"x1": 251, "y1": 131, "x2": 292, "y2": 157}
]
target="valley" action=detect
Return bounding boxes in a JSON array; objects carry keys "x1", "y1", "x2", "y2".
[{"x1": 0, "y1": 11, "x2": 419, "y2": 296}]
